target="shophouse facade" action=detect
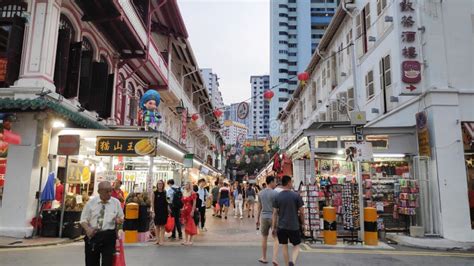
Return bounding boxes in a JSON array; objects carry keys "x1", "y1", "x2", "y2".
[
  {"x1": 0, "y1": 0, "x2": 223, "y2": 237},
  {"x1": 279, "y1": 1, "x2": 474, "y2": 242}
]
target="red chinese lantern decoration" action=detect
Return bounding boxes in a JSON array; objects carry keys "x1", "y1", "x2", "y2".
[
  {"x1": 263, "y1": 90, "x2": 274, "y2": 101},
  {"x1": 191, "y1": 114, "x2": 199, "y2": 121},
  {"x1": 213, "y1": 109, "x2": 223, "y2": 118},
  {"x1": 298, "y1": 72, "x2": 309, "y2": 86}
]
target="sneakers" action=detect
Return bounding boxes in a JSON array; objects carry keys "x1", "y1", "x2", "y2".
[
  {"x1": 201, "y1": 227, "x2": 208, "y2": 232},
  {"x1": 240, "y1": 216, "x2": 243, "y2": 219}
]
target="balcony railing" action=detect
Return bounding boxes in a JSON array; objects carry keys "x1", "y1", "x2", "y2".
[{"x1": 118, "y1": 0, "x2": 147, "y2": 45}]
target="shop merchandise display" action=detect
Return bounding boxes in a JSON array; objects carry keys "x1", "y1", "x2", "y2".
[
  {"x1": 394, "y1": 175, "x2": 419, "y2": 216},
  {"x1": 299, "y1": 182, "x2": 322, "y2": 238},
  {"x1": 342, "y1": 183, "x2": 360, "y2": 230}
]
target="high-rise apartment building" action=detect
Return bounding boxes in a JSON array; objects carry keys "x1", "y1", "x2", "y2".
[
  {"x1": 250, "y1": 75, "x2": 270, "y2": 139},
  {"x1": 224, "y1": 103, "x2": 252, "y2": 133},
  {"x1": 201, "y1": 68, "x2": 225, "y2": 125},
  {"x1": 222, "y1": 120, "x2": 248, "y2": 146},
  {"x1": 269, "y1": 0, "x2": 338, "y2": 135}
]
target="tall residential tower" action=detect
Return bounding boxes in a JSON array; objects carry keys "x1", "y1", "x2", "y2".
[
  {"x1": 250, "y1": 75, "x2": 270, "y2": 139},
  {"x1": 270, "y1": 0, "x2": 338, "y2": 135}
]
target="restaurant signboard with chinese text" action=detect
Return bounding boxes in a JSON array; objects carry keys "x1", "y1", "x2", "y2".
[
  {"x1": 96, "y1": 136, "x2": 157, "y2": 156},
  {"x1": 398, "y1": 0, "x2": 422, "y2": 95}
]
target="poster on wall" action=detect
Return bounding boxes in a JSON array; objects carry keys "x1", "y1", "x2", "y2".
[
  {"x1": 67, "y1": 162, "x2": 91, "y2": 184},
  {"x1": 344, "y1": 142, "x2": 374, "y2": 162}
]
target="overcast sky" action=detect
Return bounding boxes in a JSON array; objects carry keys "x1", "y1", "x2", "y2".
[{"x1": 178, "y1": 0, "x2": 269, "y2": 105}]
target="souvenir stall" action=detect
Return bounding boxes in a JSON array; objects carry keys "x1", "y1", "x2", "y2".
[{"x1": 287, "y1": 122, "x2": 420, "y2": 243}]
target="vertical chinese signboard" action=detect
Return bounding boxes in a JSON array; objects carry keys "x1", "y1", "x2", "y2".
[
  {"x1": 180, "y1": 109, "x2": 187, "y2": 145},
  {"x1": 399, "y1": 0, "x2": 422, "y2": 95},
  {"x1": 416, "y1": 112, "x2": 431, "y2": 157}
]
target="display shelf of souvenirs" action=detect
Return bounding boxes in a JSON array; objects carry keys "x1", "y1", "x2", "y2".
[
  {"x1": 393, "y1": 173, "x2": 419, "y2": 218},
  {"x1": 342, "y1": 182, "x2": 360, "y2": 230},
  {"x1": 299, "y1": 183, "x2": 321, "y2": 237}
]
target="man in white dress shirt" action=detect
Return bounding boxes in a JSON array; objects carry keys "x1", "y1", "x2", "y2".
[{"x1": 81, "y1": 181, "x2": 124, "y2": 266}]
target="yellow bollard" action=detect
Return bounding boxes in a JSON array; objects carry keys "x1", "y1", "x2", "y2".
[
  {"x1": 364, "y1": 207, "x2": 378, "y2": 246},
  {"x1": 323, "y1": 207, "x2": 337, "y2": 245},
  {"x1": 124, "y1": 203, "x2": 139, "y2": 243}
]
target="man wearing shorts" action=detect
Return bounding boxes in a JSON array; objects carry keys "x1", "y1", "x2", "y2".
[
  {"x1": 257, "y1": 176, "x2": 279, "y2": 265},
  {"x1": 272, "y1": 176, "x2": 304, "y2": 266}
]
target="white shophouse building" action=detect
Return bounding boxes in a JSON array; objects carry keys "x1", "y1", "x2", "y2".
[
  {"x1": 0, "y1": 0, "x2": 224, "y2": 237},
  {"x1": 279, "y1": 1, "x2": 474, "y2": 242}
]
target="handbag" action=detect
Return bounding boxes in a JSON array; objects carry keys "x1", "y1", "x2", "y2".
[{"x1": 164, "y1": 215, "x2": 175, "y2": 233}]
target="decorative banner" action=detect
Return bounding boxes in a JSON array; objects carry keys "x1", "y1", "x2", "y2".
[
  {"x1": 96, "y1": 136, "x2": 156, "y2": 156},
  {"x1": 398, "y1": 0, "x2": 422, "y2": 95},
  {"x1": 180, "y1": 109, "x2": 188, "y2": 145},
  {"x1": 416, "y1": 111, "x2": 431, "y2": 157},
  {"x1": 58, "y1": 135, "x2": 80, "y2": 156},
  {"x1": 344, "y1": 141, "x2": 374, "y2": 162},
  {"x1": 237, "y1": 102, "x2": 249, "y2": 120}
]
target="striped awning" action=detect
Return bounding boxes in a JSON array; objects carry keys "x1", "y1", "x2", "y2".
[{"x1": 462, "y1": 122, "x2": 474, "y2": 145}]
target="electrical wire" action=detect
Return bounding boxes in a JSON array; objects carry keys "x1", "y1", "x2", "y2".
[{"x1": 188, "y1": 0, "x2": 397, "y2": 132}]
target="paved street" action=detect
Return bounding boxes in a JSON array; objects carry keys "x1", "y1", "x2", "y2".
[{"x1": 1, "y1": 212, "x2": 473, "y2": 266}]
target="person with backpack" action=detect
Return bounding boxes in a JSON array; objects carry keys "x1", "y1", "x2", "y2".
[
  {"x1": 166, "y1": 179, "x2": 183, "y2": 240},
  {"x1": 197, "y1": 179, "x2": 209, "y2": 231}
]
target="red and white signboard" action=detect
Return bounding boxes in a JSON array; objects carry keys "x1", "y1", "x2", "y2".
[{"x1": 180, "y1": 109, "x2": 187, "y2": 145}]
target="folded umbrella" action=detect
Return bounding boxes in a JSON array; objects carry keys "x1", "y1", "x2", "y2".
[{"x1": 40, "y1": 173, "x2": 56, "y2": 202}]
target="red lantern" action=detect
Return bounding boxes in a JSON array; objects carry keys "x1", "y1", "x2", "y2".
[
  {"x1": 213, "y1": 109, "x2": 223, "y2": 118},
  {"x1": 263, "y1": 90, "x2": 274, "y2": 101},
  {"x1": 191, "y1": 114, "x2": 199, "y2": 121},
  {"x1": 298, "y1": 72, "x2": 309, "y2": 85}
]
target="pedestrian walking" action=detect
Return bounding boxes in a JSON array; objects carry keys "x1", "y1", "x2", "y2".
[
  {"x1": 181, "y1": 182, "x2": 197, "y2": 246},
  {"x1": 211, "y1": 181, "x2": 221, "y2": 217},
  {"x1": 217, "y1": 182, "x2": 231, "y2": 219},
  {"x1": 247, "y1": 183, "x2": 257, "y2": 218},
  {"x1": 151, "y1": 180, "x2": 168, "y2": 246},
  {"x1": 233, "y1": 182, "x2": 244, "y2": 219},
  {"x1": 111, "y1": 179, "x2": 125, "y2": 209},
  {"x1": 257, "y1": 176, "x2": 279, "y2": 265},
  {"x1": 166, "y1": 179, "x2": 183, "y2": 240},
  {"x1": 197, "y1": 179, "x2": 209, "y2": 231},
  {"x1": 80, "y1": 181, "x2": 124, "y2": 266},
  {"x1": 272, "y1": 176, "x2": 304, "y2": 266}
]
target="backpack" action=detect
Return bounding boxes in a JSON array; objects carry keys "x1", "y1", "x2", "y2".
[{"x1": 171, "y1": 188, "x2": 183, "y2": 209}]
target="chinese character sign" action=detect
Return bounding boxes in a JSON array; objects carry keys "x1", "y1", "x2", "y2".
[
  {"x1": 96, "y1": 137, "x2": 157, "y2": 156},
  {"x1": 398, "y1": 0, "x2": 422, "y2": 95}
]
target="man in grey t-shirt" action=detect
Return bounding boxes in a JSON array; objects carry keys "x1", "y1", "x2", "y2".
[
  {"x1": 272, "y1": 175, "x2": 304, "y2": 266},
  {"x1": 256, "y1": 176, "x2": 278, "y2": 265}
]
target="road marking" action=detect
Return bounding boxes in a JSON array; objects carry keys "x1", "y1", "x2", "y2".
[{"x1": 301, "y1": 246, "x2": 474, "y2": 258}]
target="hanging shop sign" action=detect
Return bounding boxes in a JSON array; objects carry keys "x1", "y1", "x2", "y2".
[
  {"x1": 184, "y1": 153, "x2": 194, "y2": 168},
  {"x1": 415, "y1": 111, "x2": 431, "y2": 157},
  {"x1": 344, "y1": 141, "x2": 374, "y2": 162},
  {"x1": 180, "y1": 109, "x2": 188, "y2": 145},
  {"x1": 399, "y1": 0, "x2": 422, "y2": 95},
  {"x1": 96, "y1": 170, "x2": 117, "y2": 183},
  {"x1": 57, "y1": 135, "x2": 80, "y2": 156},
  {"x1": 0, "y1": 58, "x2": 7, "y2": 82},
  {"x1": 237, "y1": 102, "x2": 250, "y2": 120},
  {"x1": 95, "y1": 136, "x2": 157, "y2": 156}
]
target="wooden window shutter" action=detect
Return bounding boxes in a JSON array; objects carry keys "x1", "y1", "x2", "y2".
[
  {"x1": 78, "y1": 51, "x2": 93, "y2": 108},
  {"x1": 88, "y1": 62, "x2": 108, "y2": 114},
  {"x1": 4, "y1": 16, "x2": 25, "y2": 86},
  {"x1": 102, "y1": 73, "x2": 115, "y2": 118},
  {"x1": 64, "y1": 42, "x2": 82, "y2": 98},
  {"x1": 53, "y1": 28, "x2": 71, "y2": 95}
]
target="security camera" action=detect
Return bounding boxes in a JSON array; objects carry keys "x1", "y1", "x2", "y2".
[{"x1": 325, "y1": 104, "x2": 330, "y2": 108}]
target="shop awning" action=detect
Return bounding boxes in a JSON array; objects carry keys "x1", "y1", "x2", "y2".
[{"x1": 0, "y1": 98, "x2": 107, "y2": 129}]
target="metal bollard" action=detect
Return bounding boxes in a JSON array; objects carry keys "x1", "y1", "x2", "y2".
[
  {"x1": 364, "y1": 207, "x2": 378, "y2": 246},
  {"x1": 323, "y1": 207, "x2": 337, "y2": 245},
  {"x1": 124, "y1": 203, "x2": 139, "y2": 243}
]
